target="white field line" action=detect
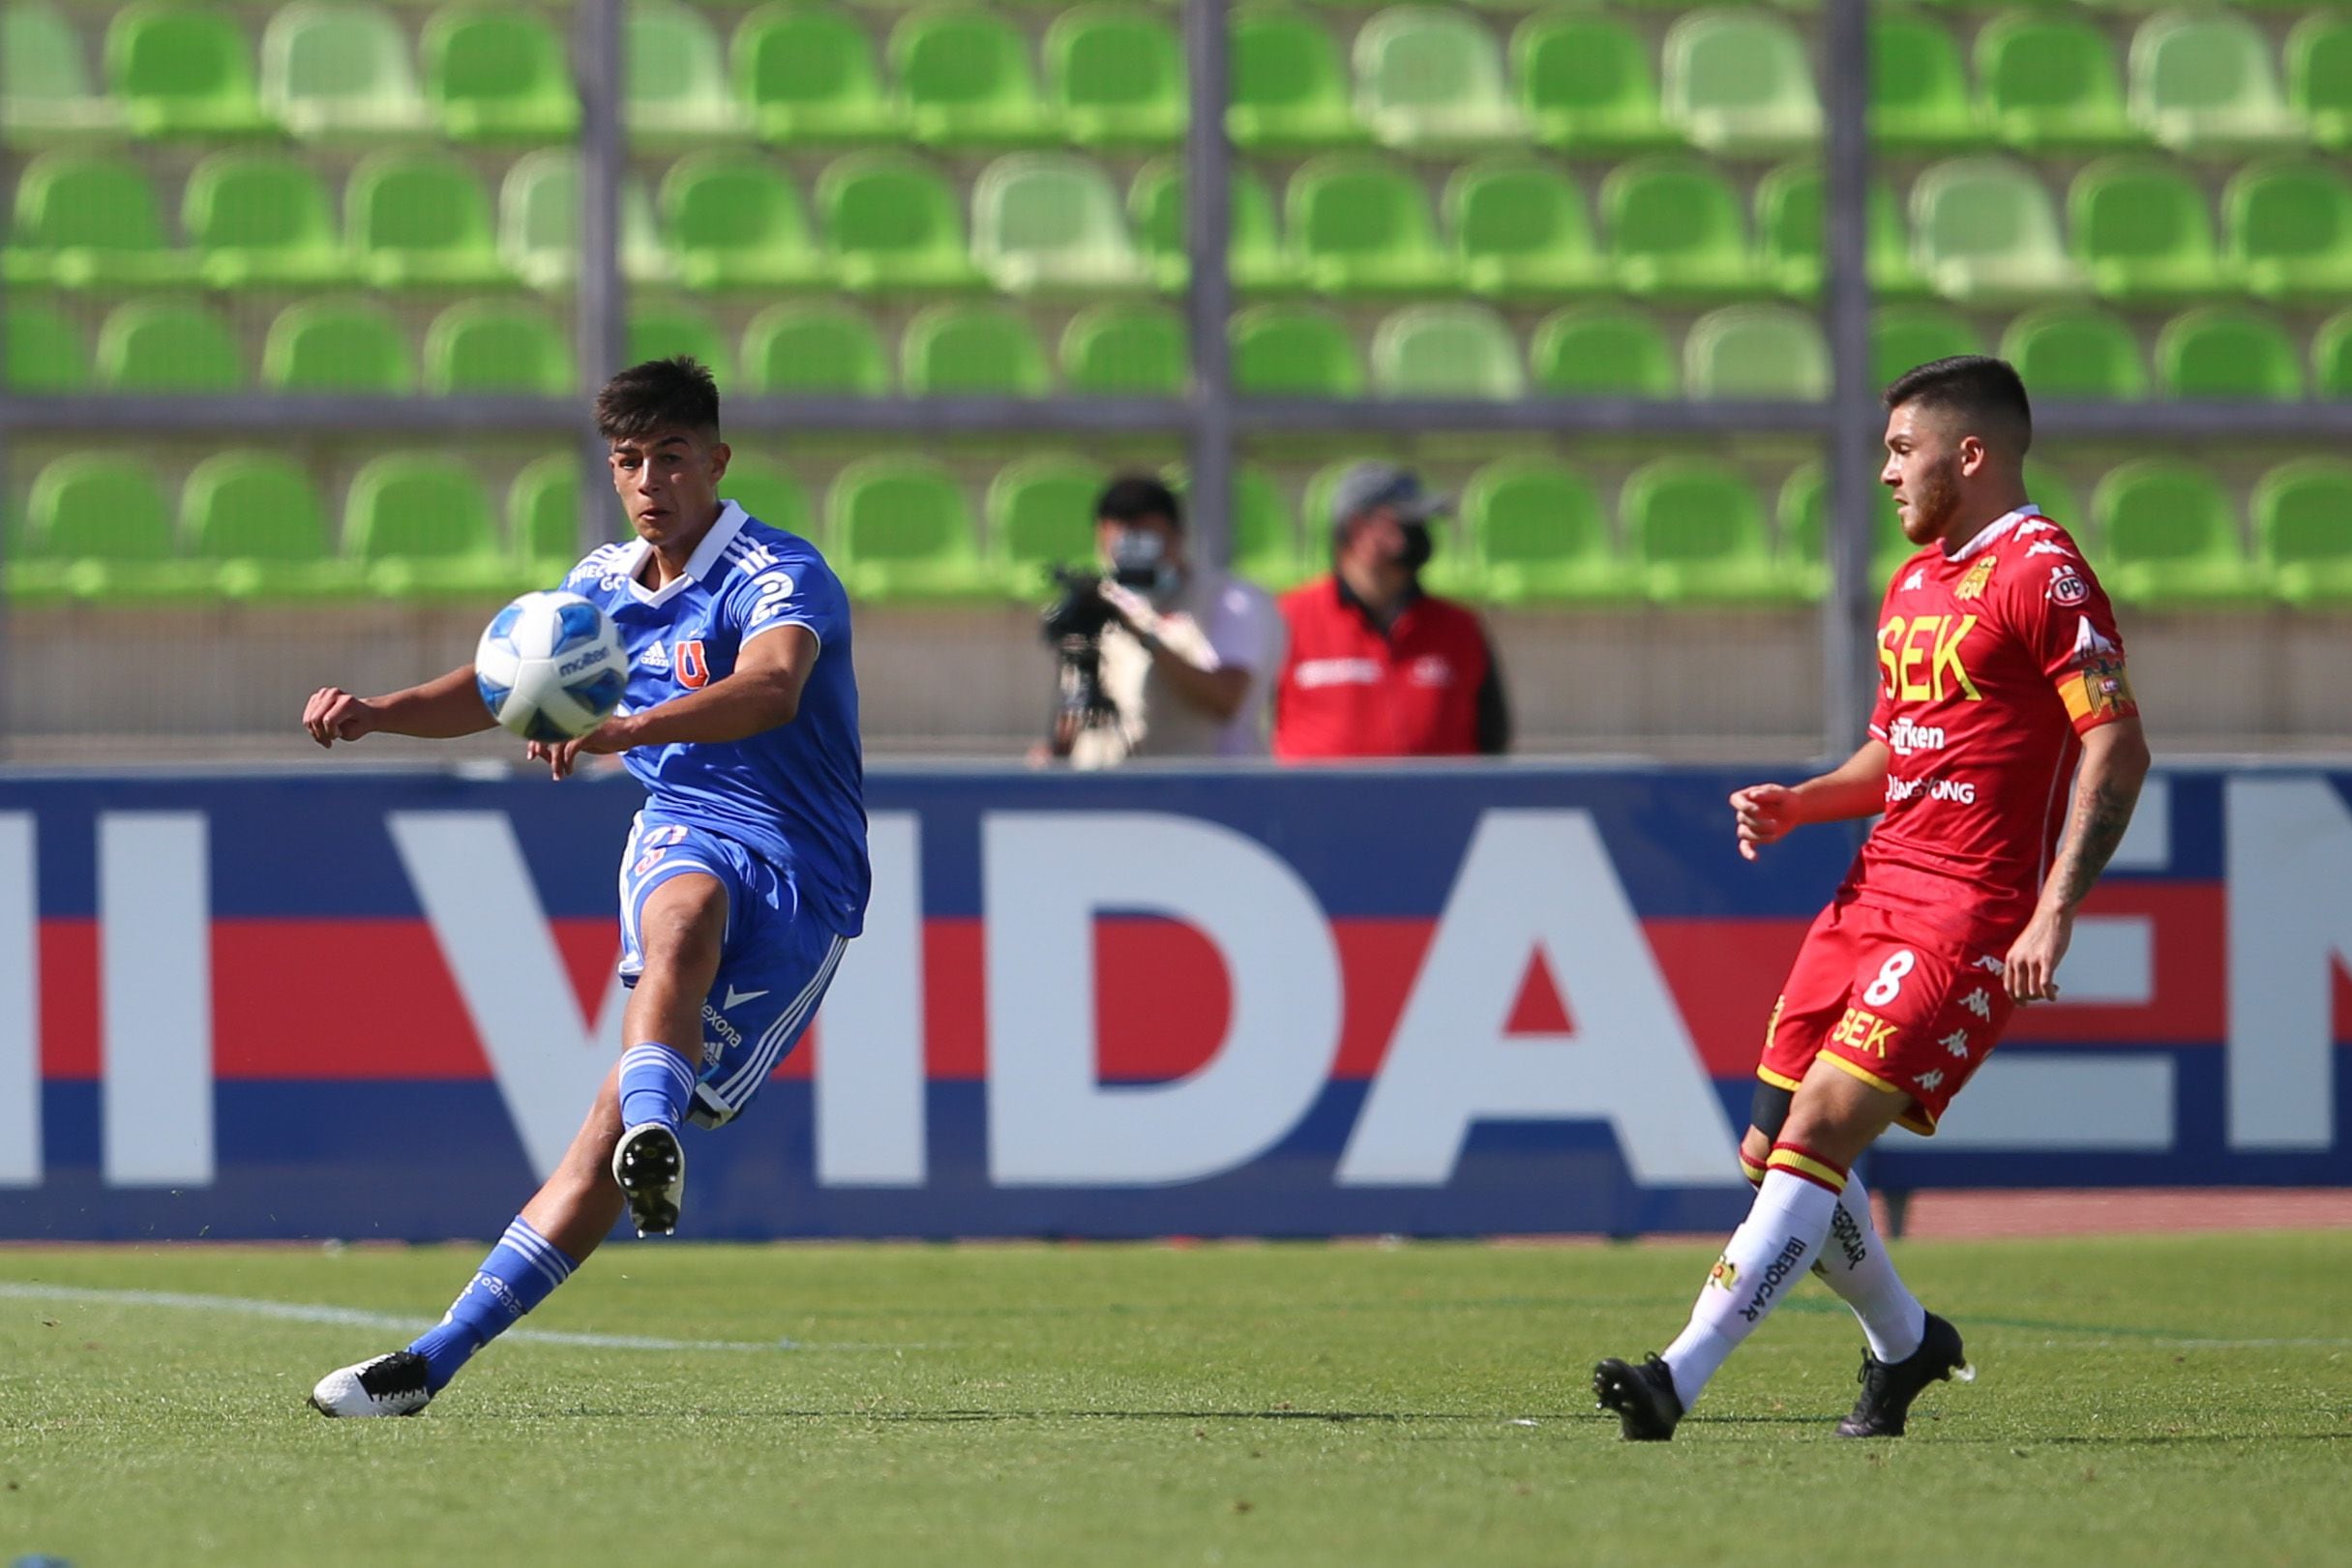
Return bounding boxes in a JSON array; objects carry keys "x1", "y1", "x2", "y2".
[{"x1": 0, "y1": 1281, "x2": 904, "y2": 1353}]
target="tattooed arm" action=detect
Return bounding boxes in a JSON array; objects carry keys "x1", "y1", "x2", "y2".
[{"x1": 2005, "y1": 717, "x2": 2152, "y2": 1003}]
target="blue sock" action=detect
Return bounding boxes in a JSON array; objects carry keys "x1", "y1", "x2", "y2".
[
  {"x1": 619, "y1": 1043, "x2": 697, "y2": 1131},
  {"x1": 407, "y1": 1217, "x2": 578, "y2": 1393}
]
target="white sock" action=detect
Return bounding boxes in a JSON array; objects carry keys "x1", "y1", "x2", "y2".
[
  {"x1": 1662, "y1": 1157, "x2": 1845, "y2": 1410},
  {"x1": 1812, "y1": 1172, "x2": 1926, "y2": 1364}
]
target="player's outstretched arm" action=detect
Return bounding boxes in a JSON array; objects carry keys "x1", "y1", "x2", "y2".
[
  {"x1": 2005, "y1": 716, "x2": 2151, "y2": 1004},
  {"x1": 303, "y1": 665, "x2": 496, "y2": 747},
  {"x1": 1730, "y1": 738, "x2": 1891, "y2": 862},
  {"x1": 532, "y1": 624, "x2": 817, "y2": 780}
]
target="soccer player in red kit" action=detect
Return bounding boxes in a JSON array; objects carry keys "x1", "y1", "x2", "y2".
[{"x1": 1595, "y1": 357, "x2": 2151, "y2": 1441}]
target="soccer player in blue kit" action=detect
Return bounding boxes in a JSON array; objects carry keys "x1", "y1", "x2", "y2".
[{"x1": 300, "y1": 358, "x2": 869, "y2": 1417}]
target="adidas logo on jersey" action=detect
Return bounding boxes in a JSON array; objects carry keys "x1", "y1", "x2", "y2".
[{"x1": 640, "y1": 640, "x2": 671, "y2": 672}]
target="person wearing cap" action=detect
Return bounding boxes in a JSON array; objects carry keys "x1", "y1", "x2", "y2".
[
  {"x1": 1050, "y1": 474, "x2": 1287, "y2": 769},
  {"x1": 1270, "y1": 463, "x2": 1510, "y2": 761}
]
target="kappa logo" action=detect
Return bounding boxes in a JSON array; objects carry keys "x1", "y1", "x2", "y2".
[
  {"x1": 2018, "y1": 519, "x2": 2059, "y2": 536},
  {"x1": 2026, "y1": 541, "x2": 2074, "y2": 559},
  {"x1": 1961, "y1": 988, "x2": 1994, "y2": 1021},
  {"x1": 1916, "y1": 1069, "x2": 1946, "y2": 1093},
  {"x1": 1902, "y1": 568, "x2": 1925, "y2": 593},
  {"x1": 1973, "y1": 955, "x2": 2007, "y2": 973},
  {"x1": 1941, "y1": 1028, "x2": 1972, "y2": 1058}
]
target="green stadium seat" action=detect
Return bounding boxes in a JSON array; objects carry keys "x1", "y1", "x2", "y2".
[
  {"x1": 346, "y1": 152, "x2": 511, "y2": 289},
  {"x1": 741, "y1": 300, "x2": 891, "y2": 395},
  {"x1": 2252, "y1": 458, "x2": 2352, "y2": 608},
  {"x1": 6, "y1": 299, "x2": 88, "y2": 391},
  {"x1": 16, "y1": 453, "x2": 182, "y2": 601},
  {"x1": 1351, "y1": 5, "x2": 1526, "y2": 152},
  {"x1": 662, "y1": 151, "x2": 827, "y2": 290},
  {"x1": 1128, "y1": 160, "x2": 1296, "y2": 292},
  {"x1": 5, "y1": 0, "x2": 123, "y2": 141},
  {"x1": 901, "y1": 302, "x2": 1051, "y2": 396},
  {"x1": 2000, "y1": 305, "x2": 2147, "y2": 400},
  {"x1": 1753, "y1": 163, "x2": 1924, "y2": 301},
  {"x1": 1661, "y1": 9, "x2": 1820, "y2": 156},
  {"x1": 2069, "y1": 157, "x2": 2226, "y2": 304},
  {"x1": 1601, "y1": 157, "x2": 1761, "y2": 300},
  {"x1": 95, "y1": 298, "x2": 243, "y2": 392},
  {"x1": 718, "y1": 455, "x2": 815, "y2": 537},
  {"x1": 629, "y1": 0, "x2": 750, "y2": 139},
  {"x1": 1529, "y1": 303, "x2": 1677, "y2": 398},
  {"x1": 2156, "y1": 306, "x2": 2302, "y2": 400},
  {"x1": 510, "y1": 451, "x2": 586, "y2": 573},
  {"x1": 1774, "y1": 461, "x2": 1893, "y2": 596},
  {"x1": 2315, "y1": 309, "x2": 2352, "y2": 398},
  {"x1": 425, "y1": 3, "x2": 579, "y2": 143},
  {"x1": 1061, "y1": 302, "x2": 1186, "y2": 396},
  {"x1": 1048, "y1": 4, "x2": 1185, "y2": 148},
  {"x1": 260, "y1": 1, "x2": 432, "y2": 139},
  {"x1": 1446, "y1": 159, "x2": 1606, "y2": 299},
  {"x1": 262, "y1": 298, "x2": 415, "y2": 393},
  {"x1": 737, "y1": 2, "x2": 905, "y2": 146},
  {"x1": 1370, "y1": 302, "x2": 1523, "y2": 399},
  {"x1": 499, "y1": 151, "x2": 670, "y2": 291},
  {"x1": 424, "y1": 299, "x2": 573, "y2": 394},
  {"x1": 989, "y1": 454, "x2": 1109, "y2": 594},
  {"x1": 1512, "y1": 11, "x2": 1673, "y2": 155},
  {"x1": 1623, "y1": 457, "x2": 1803, "y2": 605},
  {"x1": 184, "y1": 151, "x2": 350, "y2": 289},
  {"x1": 1871, "y1": 9, "x2": 1979, "y2": 152},
  {"x1": 1289, "y1": 155, "x2": 1456, "y2": 295},
  {"x1": 2129, "y1": 11, "x2": 2305, "y2": 154},
  {"x1": 892, "y1": 7, "x2": 1054, "y2": 149},
  {"x1": 973, "y1": 154, "x2": 1152, "y2": 294},
  {"x1": 2092, "y1": 458, "x2": 2266, "y2": 607},
  {"x1": 819, "y1": 151, "x2": 982, "y2": 294},
  {"x1": 1871, "y1": 304, "x2": 1982, "y2": 389},
  {"x1": 182, "y1": 450, "x2": 351, "y2": 598},
  {"x1": 5, "y1": 151, "x2": 194, "y2": 289},
  {"x1": 1683, "y1": 303, "x2": 1827, "y2": 400},
  {"x1": 826, "y1": 456, "x2": 988, "y2": 600},
  {"x1": 1458, "y1": 458, "x2": 1635, "y2": 605},
  {"x1": 346, "y1": 453, "x2": 507, "y2": 597},
  {"x1": 2289, "y1": 15, "x2": 2352, "y2": 153},
  {"x1": 1231, "y1": 303, "x2": 1362, "y2": 396},
  {"x1": 1979, "y1": 12, "x2": 2139, "y2": 154},
  {"x1": 1224, "y1": 465, "x2": 1306, "y2": 589},
  {"x1": 1910, "y1": 157, "x2": 2087, "y2": 304},
  {"x1": 104, "y1": 1, "x2": 271, "y2": 139},
  {"x1": 1229, "y1": 5, "x2": 1362, "y2": 151},
  {"x1": 2225, "y1": 160, "x2": 2352, "y2": 304},
  {"x1": 629, "y1": 299, "x2": 732, "y2": 381}
]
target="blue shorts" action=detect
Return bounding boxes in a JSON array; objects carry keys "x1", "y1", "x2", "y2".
[{"x1": 617, "y1": 814, "x2": 848, "y2": 1130}]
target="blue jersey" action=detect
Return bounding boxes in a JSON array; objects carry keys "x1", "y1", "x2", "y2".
[{"x1": 564, "y1": 502, "x2": 870, "y2": 938}]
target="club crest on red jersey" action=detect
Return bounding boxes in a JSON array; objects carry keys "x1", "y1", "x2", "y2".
[{"x1": 1954, "y1": 555, "x2": 1997, "y2": 602}]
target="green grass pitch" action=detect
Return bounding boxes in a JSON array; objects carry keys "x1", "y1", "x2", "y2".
[{"x1": 4, "y1": 1233, "x2": 2349, "y2": 1567}]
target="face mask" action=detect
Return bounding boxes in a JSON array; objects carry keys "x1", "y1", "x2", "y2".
[
  {"x1": 1109, "y1": 527, "x2": 1184, "y2": 605},
  {"x1": 1398, "y1": 522, "x2": 1434, "y2": 573}
]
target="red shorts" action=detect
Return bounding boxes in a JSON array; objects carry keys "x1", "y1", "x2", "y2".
[{"x1": 1758, "y1": 898, "x2": 2017, "y2": 1136}]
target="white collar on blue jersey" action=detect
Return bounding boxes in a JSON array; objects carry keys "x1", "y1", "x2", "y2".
[
  {"x1": 617, "y1": 501, "x2": 750, "y2": 606},
  {"x1": 1944, "y1": 502, "x2": 2039, "y2": 562}
]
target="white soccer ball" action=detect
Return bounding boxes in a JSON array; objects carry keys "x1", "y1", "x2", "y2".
[{"x1": 474, "y1": 590, "x2": 628, "y2": 743}]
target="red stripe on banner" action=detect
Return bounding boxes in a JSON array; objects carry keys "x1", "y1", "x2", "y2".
[
  {"x1": 1645, "y1": 918, "x2": 1811, "y2": 1080},
  {"x1": 1331, "y1": 921, "x2": 1433, "y2": 1080},
  {"x1": 925, "y1": 918, "x2": 985, "y2": 1079},
  {"x1": 2005, "y1": 883, "x2": 2222, "y2": 1045},
  {"x1": 40, "y1": 919, "x2": 97, "y2": 1080},
  {"x1": 213, "y1": 921, "x2": 486, "y2": 1080},
  {"x1": 1095, "y1": 916, "x2": 1231, "y2": 1083}
]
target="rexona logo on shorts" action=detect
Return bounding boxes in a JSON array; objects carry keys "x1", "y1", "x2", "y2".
[{"x1": 1740, "y1": 1237, "x2": 1810, "y2": 1322}]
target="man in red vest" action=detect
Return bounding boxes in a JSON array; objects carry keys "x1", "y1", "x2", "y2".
[{"x1": 1271, "y1": 463, "x2": 1509, "y2": 760}]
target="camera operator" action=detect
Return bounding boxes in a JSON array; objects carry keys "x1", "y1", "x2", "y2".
[
  {"x1": 1272, "y1": 462, "x2": 1510, "y2": 761},
  {"x1": 1040, "y1": 476, "x2": 1285, "y2": 769}
]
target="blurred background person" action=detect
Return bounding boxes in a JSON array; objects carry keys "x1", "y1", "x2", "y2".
[
  {"x1": 1039, "y1": 475, "x2": 1285, "y2": 769},
  {"x1": 1271, "y1": 463, "x2": 1509, "y2": 762}
]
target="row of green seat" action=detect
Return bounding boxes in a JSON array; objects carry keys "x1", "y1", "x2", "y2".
[
  {"x1": 21, "y1": 143, "x2": 2352, "y2": 306},
  {"x1": 13, "y1": 446, "x2": 2350, "y2": 609},
  {"x1": 15, "y1": 3, "x2": 2346, "y2": 157},
  {"x1": 16, "y1": 292, "x2": 2352, "y2": 402}
]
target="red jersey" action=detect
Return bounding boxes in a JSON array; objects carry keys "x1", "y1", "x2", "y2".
[
  {"x1": 1272, "y1": 577, "x2": 1492, "y2": 760},
  {"x1": 1852, "y1": 506, "x2": 2139, "y2": 949}
]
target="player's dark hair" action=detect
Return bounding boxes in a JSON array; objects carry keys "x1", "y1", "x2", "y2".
[
  {"x1": 1095, "y1": 474, "x2": 1184, "y2": 531},
  {"x1": 1883, "y1": 355, "x2": 2033, "y2": 456},
  {"x1": 595, "y1": 356, "x2": 721, "y2": 444}
]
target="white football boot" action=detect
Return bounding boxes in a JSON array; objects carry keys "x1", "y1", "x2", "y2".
[
  {"x1": 310, "y1": 1350, "x2": 432, "y2": 1418},
  {"x1": 612, "y1": 1121, "x2": 685, "y2": 1236}
]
